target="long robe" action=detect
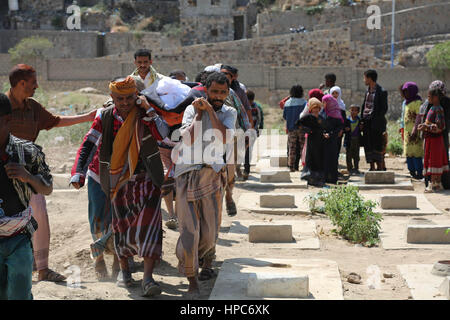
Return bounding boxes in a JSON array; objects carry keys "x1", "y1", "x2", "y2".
[{"x1": 298, "y1": 115, "x2": 325, "y2": 186}]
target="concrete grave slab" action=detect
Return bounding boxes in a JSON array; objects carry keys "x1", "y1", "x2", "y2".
[
  {"x1": 407, "y1": 225, "x2": 450, "y2": 244},
  {"x1": 247, "y1": 273, "x2": 309, "y2": 298},
  {"x1": 397, "y1": 264, "x2": 448, "y2": 300},
  {"x1": 380, "y1": 195, "x2": 417, "y2": 209},
  {"x1": 365, "y1": 171, "x2": 395, "y2": 184},
  {"x1": 348, "y1": 175, "x2": 414, "y2": 190},
  {"x1": 432, "y1": 261, "x2": 450, "y2": 277},
  {"x1": 237, "y1": 192, "x2": 311, "y2": 215},
  {"x1": 260, "y1": 170, "x2": 291, "y2": 183},
  {"x1": 210, "y1": 258, "x2": 343, "y2": 300},
  {"x1": 220, "y1": 220, "x2": 320, "y2": 250},
  {"x1": 381, "y1": 217, "x2": 450, "y2": 250},
  {"x1": 249, "y1": 224, "x2": 293, "y2": 243},
  {"x1": 237, "y1": 172, "x2": 307, "y2": 189},
  {"x1": 260, "y1": 194, "x2": 295, "y2": 208},
  {"x1": 362, "y1": 193, "x2": 441, "y2": 216}
]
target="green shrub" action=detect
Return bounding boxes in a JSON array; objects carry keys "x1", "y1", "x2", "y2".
[
  {"x1": 387, "y1": 138, "x2": 403, "y2": 156},
  {"x1": 426, "y1": 41, "x2": 450, "y2": 78},
  {"x1": 8, "y1": 36, "x2": 53, "y2": 64},
  {"x1": 386, "y1": 120, "x2": 403, "y2": 155},
  {"x1": 310, "y1": 186, "x2": 382, "y2": 246}
]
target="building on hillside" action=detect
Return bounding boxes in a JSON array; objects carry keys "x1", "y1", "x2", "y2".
[{"x1": 180, "y1": 0, "x2": 255, "y2": 46}]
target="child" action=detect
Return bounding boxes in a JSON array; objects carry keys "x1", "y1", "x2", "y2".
[
  {"x1": 418, "y1": 89, "x2": 449, "y2": 192},
  {"x1": 344, "y1": 105, "x2": 362, "y2": 174}
]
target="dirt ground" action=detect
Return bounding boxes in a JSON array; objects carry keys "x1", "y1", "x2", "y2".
[{"x1": 31, "y1": 139, "x2": 450, "y2": 301}]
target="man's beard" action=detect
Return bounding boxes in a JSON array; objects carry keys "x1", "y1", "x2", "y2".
[{"x1": 208, "y1": 97, "x2": 224, "y2": 111}]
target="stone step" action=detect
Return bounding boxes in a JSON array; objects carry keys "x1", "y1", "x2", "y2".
[
  {"x1": 406, "y1": 225, "x2": 450, "y2": 244},
  {"x1": 364, "y1": 171, "x2": 395, "y2": 184},
  {"x1": 248, "y1": 224, "x2": 293, "y2": 243},
  {"x1": 260, "y1": 194, "x2": 295, "y2": 208},
  {"x1": 247, "y1": 273, "x2": 309, "y2": 298},
  {"x1": 260, "y1": 170, "x2": 291, "y2": 183},
  {"x1": 380, "y1": 195, "x2": 417, "y2": 209}
]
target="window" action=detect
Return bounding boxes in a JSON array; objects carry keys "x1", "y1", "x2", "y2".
[
  {"x1": 211, "y1": 0, "x2": 220, "y2": 5},
  {"x1": 187, "y1": 0, "x2": 197, "y2": 7},
  {"x1": 211, "y1": 29, "x2": 218, "y2": 37}
]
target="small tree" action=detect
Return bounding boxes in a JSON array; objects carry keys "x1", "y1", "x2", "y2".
[
  {"x1": 8, "y1": 36, "x2": 53, "y2": 65},
  {"x1": 426, "y1": 41, "x2": 450, "y2": 78}
]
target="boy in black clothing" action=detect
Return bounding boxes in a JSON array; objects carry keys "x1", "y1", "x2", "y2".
[{"x1": 344, "y1": 105, "x2": 362, "y2": 174}]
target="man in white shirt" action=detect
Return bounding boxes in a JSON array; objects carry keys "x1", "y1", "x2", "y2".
[{"x1": 173, "y1": 72, "x2": 237, "y2": 298}]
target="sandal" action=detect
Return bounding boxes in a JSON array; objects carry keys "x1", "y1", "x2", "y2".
[
  {"x1": 226, "y1": 200, "x2": 237, "y2": 217},
  {"x1": 39, "y1": 268, "x2": 66, "y2": 282},
  {"x1": 141, "y1": 278, "x2": 162, "y2": 297},
  {"x1": 116, "y1": 270, "x2": 136, "y2": 288},
  {"x1": 94, "y1": 259, "x2": 109, "y2": 282},
  {"x1": 198, "y1": 268, "x2": 216, "y2": 281}
]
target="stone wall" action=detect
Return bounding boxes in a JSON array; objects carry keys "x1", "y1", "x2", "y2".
[
  {"x1": 154, "y1": 28, "x2": 388, "y2": 68},
  {"x1": 0, "y1": 29, "x2": 162, "y2": 59},
  {"x1": 19, "y1": 0, "x2": 65, "y2": 12},
  {"x1": 103, "y1": 32, "x2": 162, "y2": 56},
  {"x1": 0, "y1": 30, "x2": 100, "y2": 59},
  {"x1": 2, "y1": 51, "x2": 447, "y2": 121},
  {"x1": 257, "y1": 0, "x2": 450, "y2": 51}
]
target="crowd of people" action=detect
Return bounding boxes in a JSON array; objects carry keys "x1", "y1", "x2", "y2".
[
  {"x1": 0, "y1": 49, "x2": 264, "y2": 300},
  {"x1": 0, "y1": 48, "x2": 448, "y2": 301},
  {"x1": 282, "y1": 71, "x2": 449, "y2": 190}
]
